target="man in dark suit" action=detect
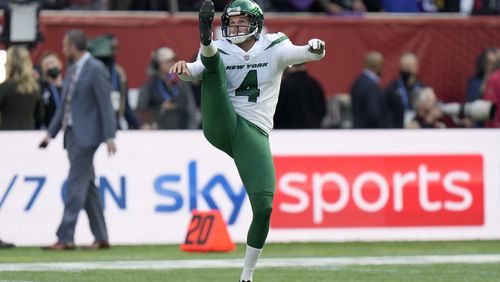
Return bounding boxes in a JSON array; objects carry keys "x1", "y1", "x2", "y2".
[
  {"x1": 385, "y1": 52, "x2": 424, "y2": 128},
  {"x1": 274, "y1": 63, "x2": 326, "y2": 129},
  {"x1": 39, "y1": 29, "x2": 117, "y2": 250},
  {"x1": 350, "y1": 51, "x2": 387, "y2": 129}
]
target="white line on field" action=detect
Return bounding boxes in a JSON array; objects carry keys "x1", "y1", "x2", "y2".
[
  {"x1": 1, "y1": 254, "x2": 500, "y2": 272},
  {"x1": 0, "y1": 280, "x2": 38, "y2": 282}
]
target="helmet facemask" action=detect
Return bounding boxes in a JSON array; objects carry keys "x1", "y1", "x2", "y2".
[{"x1": 222, "y1": 13, "x2": 259, "y2": 44}]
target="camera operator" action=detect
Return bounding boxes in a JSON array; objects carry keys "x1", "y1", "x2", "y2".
[
  {"x1": 407, "y1": 87, "x2": 445, "y2": 129},
  {"x1": 137, "y1": 47, "x2": 197, "y2": 130}
]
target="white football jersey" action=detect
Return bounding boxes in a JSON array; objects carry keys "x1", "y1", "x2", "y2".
[{"x1": 184, "y1": 33, "x2": 325, "y2": 134}]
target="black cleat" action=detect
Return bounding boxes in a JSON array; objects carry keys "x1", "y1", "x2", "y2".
[{"x1": 199, "y1": 0, "x2": 215, "y2": 46}]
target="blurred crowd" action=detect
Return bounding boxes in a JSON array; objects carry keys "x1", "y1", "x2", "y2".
[
  {"x1": 0, "y1": 30, "x2": 206, "y2": 131},
  {"x1": 1, "y1": 33, "x2": 499, "y2": 131},
  {"x1": 324, "y1": 47, "x2": 500, "y2": 130},
  {"x1": 4, "y1": 0, "x2": 500, "y2": 15}
]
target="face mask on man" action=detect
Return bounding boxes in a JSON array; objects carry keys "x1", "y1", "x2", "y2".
[
  {"x1": 46, "y1": 67, "x2": 60, "y2": 79},
  {"x1": 400, "y1": 70, "x2": 413, "y2": 85},
  {"x1": 98, "y1": 57, "x2": 115, "y2": 68}
]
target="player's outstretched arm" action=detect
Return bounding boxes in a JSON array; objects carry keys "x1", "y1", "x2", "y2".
[
  {"x1": 280, "y1": 36, "x2": 326, "y2": 67},
  {"x1": 169, "y1": 59, "x2": 204, "y2": 81}
]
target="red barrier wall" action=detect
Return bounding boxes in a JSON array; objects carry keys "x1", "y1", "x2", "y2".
[{"x1": 5, "y1": 12, "x2": 500, "y2": 102}]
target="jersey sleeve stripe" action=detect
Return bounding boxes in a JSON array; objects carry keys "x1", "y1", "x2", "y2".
[
  {"x1": 264, "y1": 36, "x2": 289, "y2": 51},
  {"x1": 218, "y1": 48, "x2": 229, "y2": 55}
]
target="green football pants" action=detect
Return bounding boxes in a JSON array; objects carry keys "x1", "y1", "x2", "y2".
[{"x1": 200, "y1": 52, "x2": 275, "y2": 249}]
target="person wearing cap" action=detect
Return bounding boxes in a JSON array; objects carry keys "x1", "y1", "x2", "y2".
[
  {"x1": 88, "y1": 34, "x2": 141, "y2": 130},
  {"x1": 136, "y1": 47, "x2": 198, "y2": 130}
]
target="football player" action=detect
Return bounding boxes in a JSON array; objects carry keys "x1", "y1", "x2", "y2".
[{"x1": 170, "y1": 1, "x2": 325, "y2": 281}]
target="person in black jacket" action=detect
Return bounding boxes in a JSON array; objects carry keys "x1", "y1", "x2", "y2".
[
  {"x1": 0, "y1": 45, "x2": 43, "y2": 130},
  {"x1": 350, "y1": 51, "x2": 386, "y2": 129},
  {"x1": 39, "y1": 51, "x2": 64, "y2": 129},
  {"x1": 385, "y1": 52, "x2": 424, "y2": 128},
  {"x1": 274, "y1": 63, "x2": 326, "y2": 129}
]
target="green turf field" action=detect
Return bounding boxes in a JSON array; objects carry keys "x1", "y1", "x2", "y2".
[{"x1": 1, "y1": 241, "x2": 499, "y2": 282}]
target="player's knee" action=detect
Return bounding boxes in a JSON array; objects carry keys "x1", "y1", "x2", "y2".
[{"x1": 253, "y1": 205, "x2": 272, "y2": 221}]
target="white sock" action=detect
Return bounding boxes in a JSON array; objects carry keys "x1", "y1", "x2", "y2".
[
  {"x1": 200, "y1": 42, "x2": 216, "y2": 57},
  {"x1": 240, "y1": 245, "x2": 262, "y2": 281}
]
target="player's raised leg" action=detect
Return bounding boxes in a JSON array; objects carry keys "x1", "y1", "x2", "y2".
[{"x1": 198, "y1": 0, "x2": 237, "y2": 154}]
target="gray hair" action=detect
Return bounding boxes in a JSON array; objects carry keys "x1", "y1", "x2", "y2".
[
  {"x1": 66, "y1": 29, "x2": 87, "y2": 51},
  {"x1": 414, "y1": 87, "x2": 436, "y2": 108}
]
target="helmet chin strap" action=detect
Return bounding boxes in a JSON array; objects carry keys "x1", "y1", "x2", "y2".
[{"x1": 225, "y1": 29, "x2": 257, "y2": 44}]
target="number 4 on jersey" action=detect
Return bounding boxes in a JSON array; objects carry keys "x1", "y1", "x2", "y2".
[{"x1": 236, "y1": 70, "x2": 260, "y2": 102}]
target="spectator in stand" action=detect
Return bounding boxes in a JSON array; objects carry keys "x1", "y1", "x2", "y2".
[
  {"x1": 382, "y1": 0, "x2": 420, "y2": 12},
  {"x1": 274, "y1": 63, "x2": 326, "y2": 129},
  {"x1": 269, "y1": 0, "x2": 315, "y2": 12},
  {"x1": 137, "y1": 47, "x2": 198, "y2": 129},
  {"x1": 71, "y1": 0, "x2": 107, "y2": 10},
  {"x1": 471, "y1": 0, "x2": 500, "y2": 15},
  {"x1": 108, "y1": 0, "x2": 132, "y2": 10},
  {"x1": 350, "y1": 51, "x2": 386, "y2": 129},
  {"x1": 176, "y1": 0, "x2": 199, "y2": 11},
  {"x1": 0, "y1": 45, "x2": 43, "y2": 130},
  {"x1": 320, "y1": 0, "x2": 366, "y2": 14},
  {"x1": 385, "y1": 52, "x2": 424, "y2": 128},
  {"x1": 436, "y1": 0, "x2": 462, "y2": 12},
  {"x1": 407, "y1": 87, "x2": 445, "y2": 128},
  {"x1": 128, "y1": 0, "x2": 231, "y2": 11},
  {"x1": 40, "y1": 0, "x2": 68, "y2": 9},
  {"x1": 484, "y1": 56, "x2": 500, "y2": 127},
  {"x1": 40, "y1": 0, "x2": 109, "y2": 10},
  {"x1": 364, "y1": 0, "x2": 382, "y2": 12},
  {"x1": 418, "y1": 0, "x2": 475, "y2": 13},
  {"x1": 129, "y1": 0, "x2": 168, "y2": 11},
  {"x1": 39, "y1": 51, "x2": 64, "y2": 129},
  {"x1": 271, "y1": 0, "x2": 377, "y2": 13},
  {"x1": 88, "y1": 34, "x2": 141, "y2": 130},
  {"x1": 467, "y1": 48, "x2": 499, "y2": 103},
  {"x1": 178, "y1": 0, "x2": 232, "y2": 11}
]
